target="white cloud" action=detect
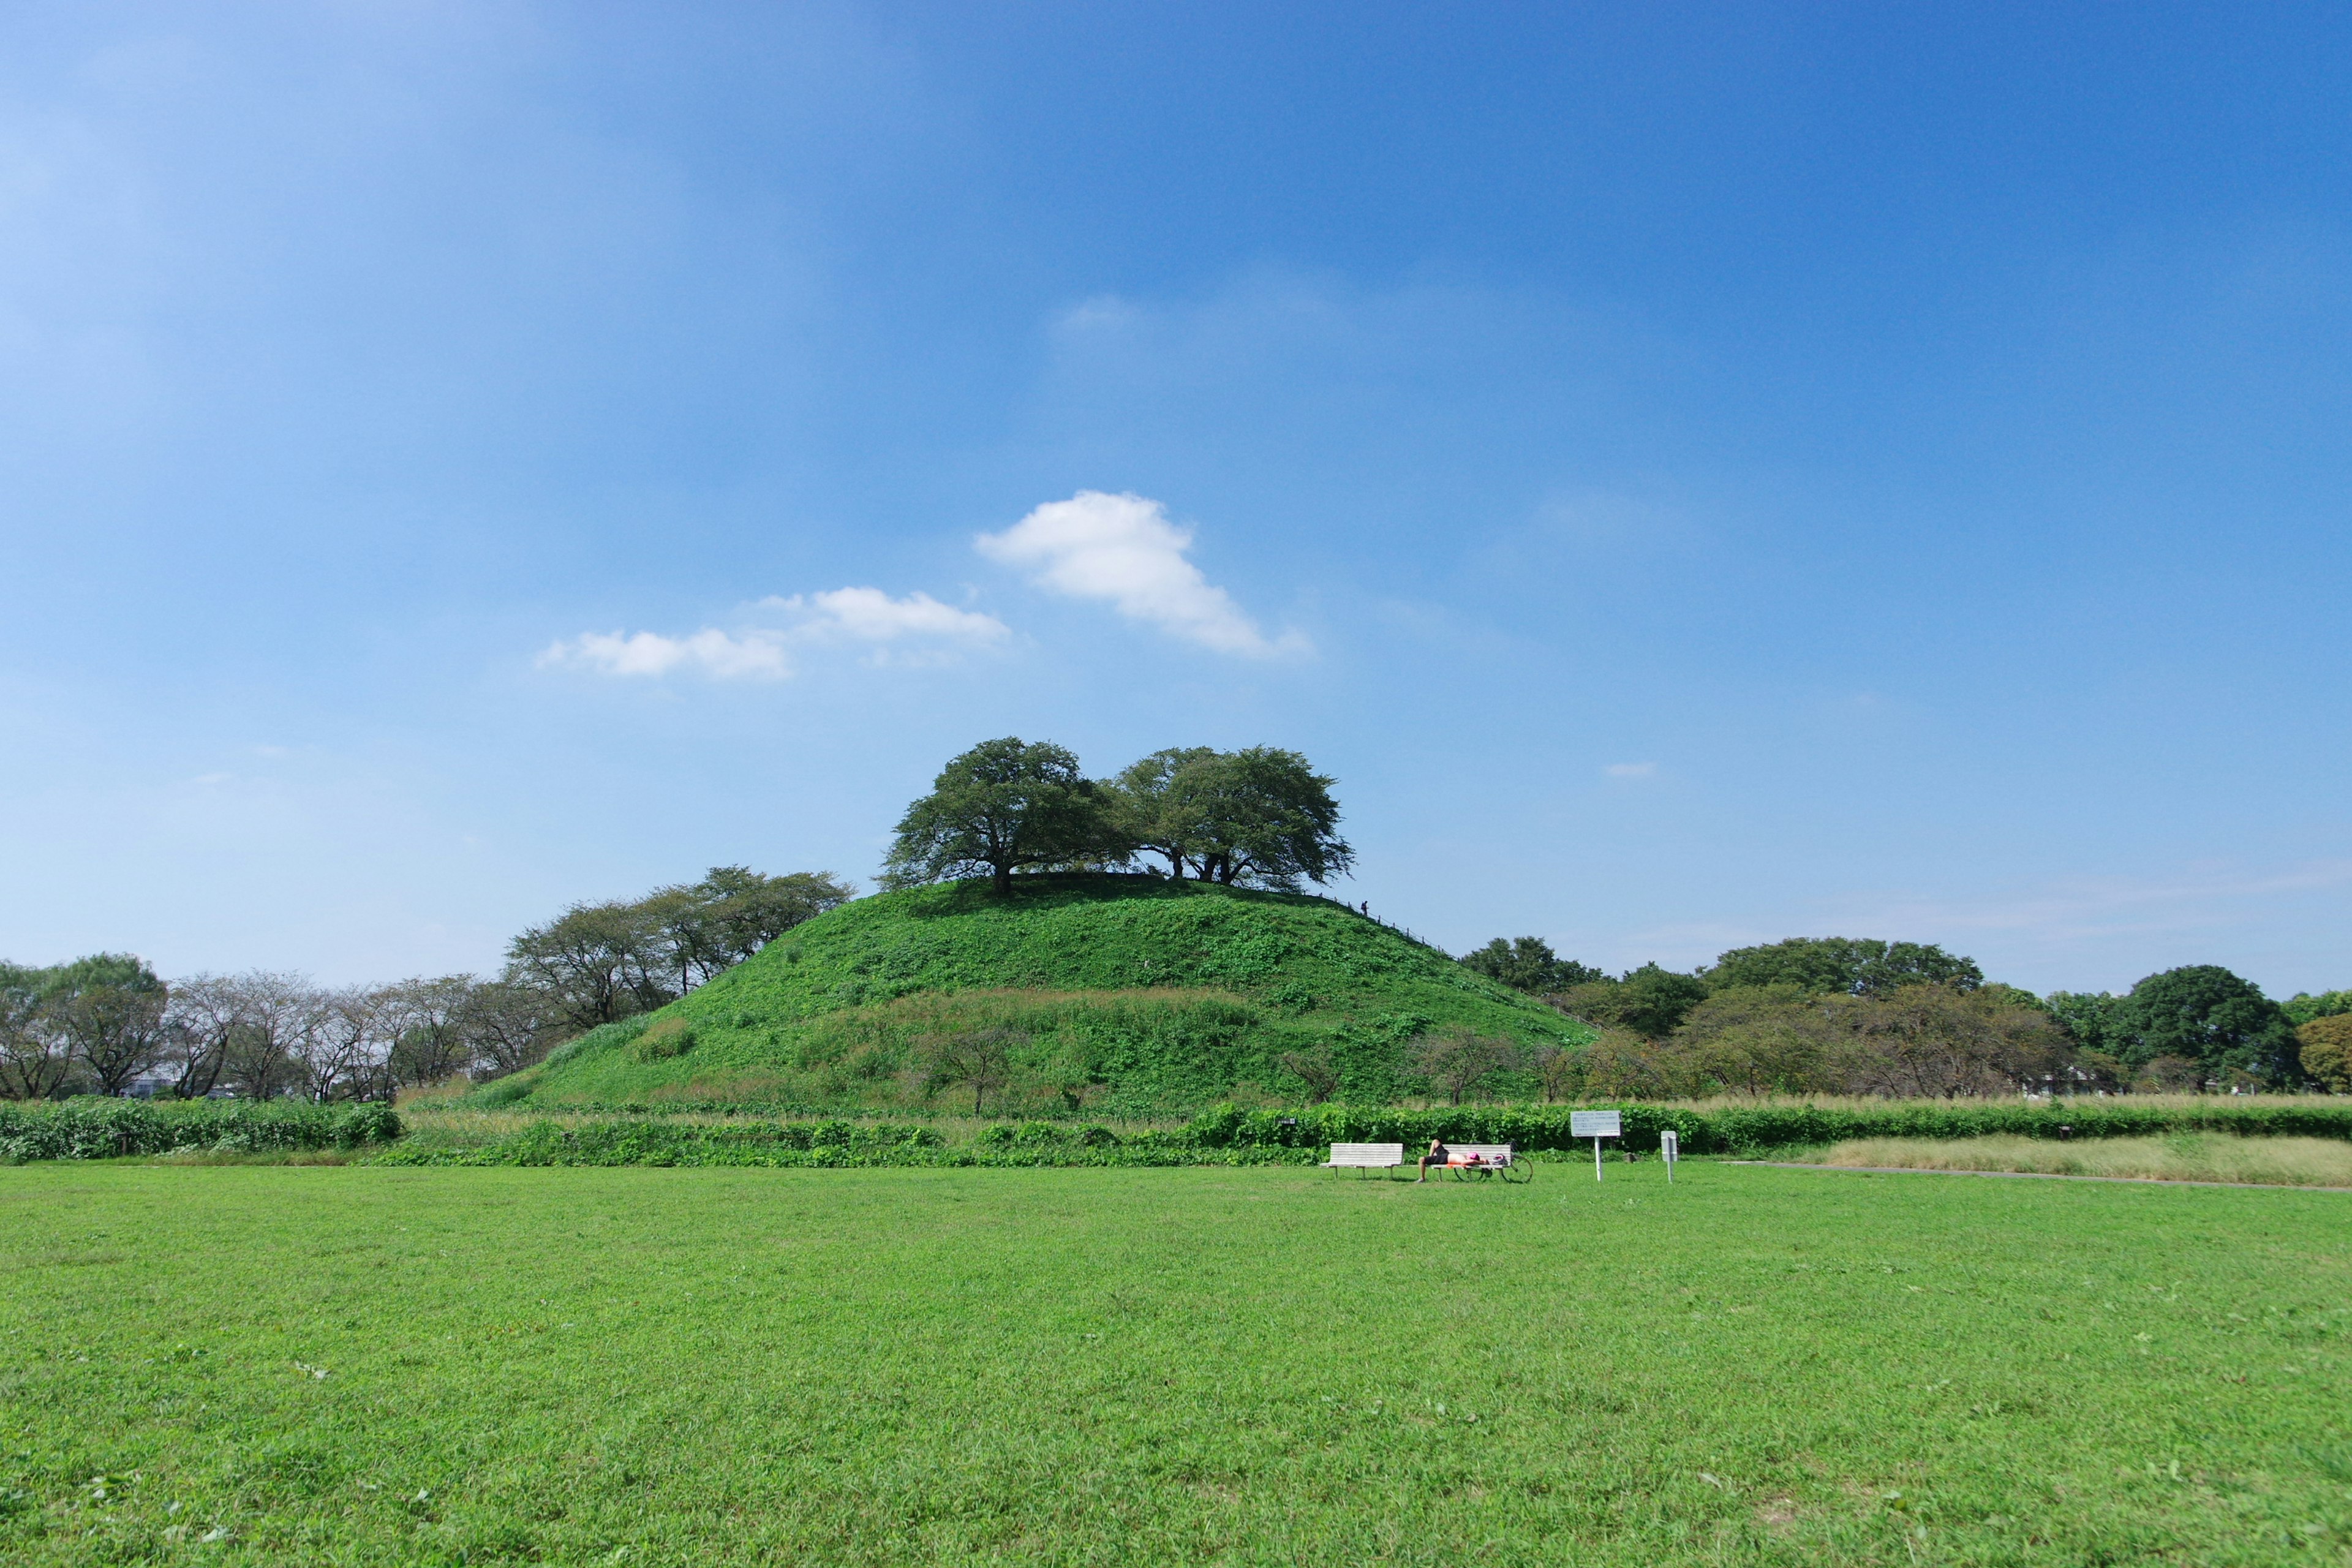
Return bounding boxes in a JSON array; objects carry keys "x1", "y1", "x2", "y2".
[
  {"x1": 761, "y1": 587, "x2": 1008, "y2": 649},
  {"x1": 975, "y1": 491, "x2": 1304, "y2": 657},
  {"x1": 1605, "y1": 761, "x2": 1657, "y2": 779},
  {"x1": 541, "y1": 628, "x2": 792, "y2": 680},
  {"x1": 539, "y1": 588, "x2": 1009, "y2": 682}
]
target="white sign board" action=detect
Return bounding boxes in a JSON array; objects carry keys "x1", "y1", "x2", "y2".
[{"x1": 1570, "y1": 1110, "x2": 1623, "y2": 1139}]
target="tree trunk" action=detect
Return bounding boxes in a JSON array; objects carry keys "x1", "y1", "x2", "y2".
[{"x1": 992, "y1": 863, "x2": 1014, "y2": 897}]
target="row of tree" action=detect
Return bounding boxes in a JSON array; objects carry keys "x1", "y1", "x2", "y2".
[
  {"x1": 0, "y1": 866, "x2": 852, "y2": 1101},
  {"x1": 1459, "y1": 933, "x2": 2352, "y2": 1093},
  {"x1": 883, "y1": 738, "x2": 1351, "y2": 895}
]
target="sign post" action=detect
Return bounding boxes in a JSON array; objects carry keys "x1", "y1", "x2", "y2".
[
  {"x1": 1660, "y1": 1128, "x2": 1678, "y2": 1182},
  {"x1": 1569, "y1": 1109, "x2": 1623, "y2": 1182}
]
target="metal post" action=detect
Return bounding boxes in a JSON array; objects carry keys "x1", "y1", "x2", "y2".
[{"x1": 1594, "y1": 1136, "x2": 1603, "y2": 1182}]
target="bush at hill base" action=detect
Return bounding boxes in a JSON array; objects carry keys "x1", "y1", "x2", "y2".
[
  {"x1": 368, "y1": 1098, "x2": 2352, "y2": 1169},
  {"x1": 0, "y1": 1098, "x2": 402, "y2": 1162},
  {"x1": 512, "y1": 875, "x2": 1587, "y2": 1115}
]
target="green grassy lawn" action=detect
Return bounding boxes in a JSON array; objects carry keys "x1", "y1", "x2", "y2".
[{"x1": 4, "y1": 1164, "x2": 2348, "y2": 1566}]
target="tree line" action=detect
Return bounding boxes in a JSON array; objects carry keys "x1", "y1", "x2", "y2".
[
  {"x1": 1458, "y1": 933, "x2": 2352, "y2": 1096},
  {"x1": 0, "y1": 867, "x2": 851, "y2": 1102},
  {"x1": 883, "y1": 737, "x2": 1351, "y2": 895}
]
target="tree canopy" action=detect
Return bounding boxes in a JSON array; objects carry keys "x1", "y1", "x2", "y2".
[
  {"x1": 883, "y1": 737, "x2": 1112, "y2": 897},
  {"x1": 2110, "y1": 965, "x2": 2299, "y2": 1083},
  {"x1": 1158, "y1": 747, "x2": 1351, "y2": 889},
  {"x1": 888, "y1": 738, "x2": 1352, "y2": 894},
  {"x1": 1705, "y1": 937, "x2": 1983, "y2": 996},
  {"x1": 1459, "y1": 937, "x2": 1605, "y2": 995}
]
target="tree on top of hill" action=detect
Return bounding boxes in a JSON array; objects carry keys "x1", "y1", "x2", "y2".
[
  {"x1": 1157, "y1": 747, "x2": 1352, "y2": 890},
  {"x1": 1107, "y1": 747, "x2": 1220, "y2": 878},
  {"x1": 1703, "y1": 937, "x2": 1983, "y2": 997},
  {"x1": 883, "y1": 737, "x2": 1115, "y2": 897}
]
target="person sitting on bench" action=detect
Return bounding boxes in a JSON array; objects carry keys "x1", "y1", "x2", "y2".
[{"x1": 1415, "y1": 1138, "x2": 1451, "y2": 1182}]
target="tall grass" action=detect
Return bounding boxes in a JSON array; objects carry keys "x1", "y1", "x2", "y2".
[{"x1": 1815, "y1": 1133, "x2": 2352, "y2": 1186}]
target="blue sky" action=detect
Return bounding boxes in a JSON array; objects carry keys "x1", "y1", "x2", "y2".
[{"x1": 4, "y1": 2, "x2": 2348, "y2": 995}]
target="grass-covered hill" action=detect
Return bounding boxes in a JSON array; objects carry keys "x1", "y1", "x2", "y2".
[{"x1": 504, "y1": 874, "x2": 1589, "y2": 1114}]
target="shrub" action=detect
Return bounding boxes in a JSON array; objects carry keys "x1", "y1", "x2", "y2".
[
  {"x1": 2301, "y1": 1016, "x2": 2352, "y2": 1093},
  {"x1": 0, "y1": 1098, "x2": 403, "y2": 1162},
  {"x1": 633, "y1": 1017, "x2": 697, "y2": 1062}
]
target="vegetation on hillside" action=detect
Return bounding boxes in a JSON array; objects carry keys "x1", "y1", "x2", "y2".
[{"x1": 513, "y1": 874, "x2": 1583, "y2": 1114}]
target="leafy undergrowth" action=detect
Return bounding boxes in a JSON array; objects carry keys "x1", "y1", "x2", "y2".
[
  {"x1": 1815, "y1": 1133, "x2": 2352, "y2": 1186},
  {"x1": 513, "y1": 874, "x2": 1586, "y2": 1114},
  {"x1": 386, "y1": 1099, "x2": 2352, "y2": 1169},
  {"x1": 3, "y1": 1164, "x2": 2348, "y2": 1565}
]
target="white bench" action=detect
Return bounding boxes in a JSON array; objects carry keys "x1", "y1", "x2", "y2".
[{"x1": 1323, "y1": 1142, "x2": 1404, "y2": 1173}]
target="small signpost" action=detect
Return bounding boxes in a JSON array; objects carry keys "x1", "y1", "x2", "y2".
[
  {"x1": 1659, "y1": 1128, "x2": 1679, "y2": 1182},
  {"x1": 1570, "y1": 1109, "x2": 1622, "y2": 1181}
]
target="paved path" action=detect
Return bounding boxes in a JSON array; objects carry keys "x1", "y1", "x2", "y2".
[{"x1": 1727, "y1": 1159, "x2": 2351, "y2": 1193}]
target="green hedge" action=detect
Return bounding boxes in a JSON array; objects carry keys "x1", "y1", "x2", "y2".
[
  {"x1": 0, "y1": 1098, "x2": 402, "y2": 1162},
  {"x1": 375, "y1": 1119, "x2": 1307, "y2": 1169},
  {"x1": 1180, "y1": 1101, "x2": 2352, "y2": 1156}
]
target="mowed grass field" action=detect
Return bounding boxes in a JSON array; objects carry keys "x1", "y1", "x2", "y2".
[{"x1": 4, "y1": 1164, "x2": 2348, "y2": 1566}]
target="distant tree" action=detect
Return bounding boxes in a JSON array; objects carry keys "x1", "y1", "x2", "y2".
[
  {"x1": 218, "y1": 973, "x2": 323, "y2": 1101},
  {"x1": 45, "y1": 954, "x2": 169, "y2": 1096},
  {"x1": 1705, "y1": 937, "x2": 1983, "y2": 997},
  {"x1": 1556, "y1": 963, "x2": 1711, "y2": 1039},
  {"x1": 1107, "y1": 747, "x2": 1221, "y2": 878},
  {"x1": 1529, "y1": 1042, "x2": 1583, "y2": 1102},
  {"x1": 1412, "y1": 1026, "x2": 1520, "y2": 1105},
  {"x1": 693, "y1": 867, "x2": 855, "y2": 965},
  {"x1": 0, "y1": 962, "x2": 69, "y2": 1100},
  {"x1": 1578, "y1": 1026, "x2": 1703, "y2": 1099},
  {"x1": 507, "y1": 900, "x2": 673, "y2": 1030},
  {"x1": 1460, "y1": 937, "x2": 1605, "y2": 995},
  {"x1": 1278, "y1": 1046, "x2": 1343, "y2": 1104},
  {"x1": 920, "y1": 1027, "x2": 1023, "y2": 1114},
  {"x1": 2132, "y1": 1054, "x2": 2206, "y2": 1093},
  {"x1": 884, "y1": 738, "x2": 1114, "y2": 897},
  {"x1": 2043, "y1": 990, "x2": 2125, "y2": 1054},
  {"x1": 1849, "y1": 984, "x2": 2071, "y2": 1099},
  {"x1": 2283, "y1": 989, "x2": 2352, "y2": 1028},
  {"x1": 459, "y1": 978, "x2": 566, "y2": 1079},
  {"x1": 377, "y1": 976, "x2": 478, "y2": 1088},
  {"x1": 2111, "y1": 965, "x2": 2299, "y2": 1084},
  {"x1": 156, "y1": 974, "x2": 240, "y2": 1099},
  {"x1": 2299, "y1": 1015, "x2": 2352, "y2": 1094},
  {"x1": 1161, "y1": 747, "x2": 1352, "y2": 889},
  {"x1": 1672, "y1": 984, "x2": 1850, "y2": 1096}
]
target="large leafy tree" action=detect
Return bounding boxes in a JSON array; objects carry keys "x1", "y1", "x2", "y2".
[
  {"x1": 1556, "y1": 963, "x2": 1711, "y2": 1039},
  {"x1": 1705, "y1": 937, "x2": 1983, "y2": 996},
  {"x1": 1161, "y1": 747, "x2": 1351, "y2": 889},
  {"x1": 1459, "y1": 937, "x2": 1605, "y2": 995},
  {"x1": 1107, "y1": 747, "x2": 1219, "y2": 878},
  {"x1": 45, "y1": 953, "x2": 169, "y2": 1096},
  {"x1": 2111, "y1": 965, "x2": 2299, "y2": 1084},
  {"x1": 2301, "y1": 1015, "x2": 2352, "y2": 1093},
  {"x1": 0, "y1": 961, "x2": 67, "y2": 1100},
  {"x1": 883, "y1": 737, "x2": 1114, "y2": 897}
]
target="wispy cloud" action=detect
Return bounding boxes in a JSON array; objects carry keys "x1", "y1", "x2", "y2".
[
  {"x1": 759, "y1": 587, "x2": 1008, "y2": 654},
  {"x1": 975, "y1": 491, "x2": 1305, "y2": 657},
  {"x1": 540, "y1": 589, "x2": 1007, "y2": 682},
  {"x1": 541, "y1": 627, "x2": 792, "y2": 680}
]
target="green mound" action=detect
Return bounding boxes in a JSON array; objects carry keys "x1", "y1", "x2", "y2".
[{"x1": 513, "y1": 875, "x2": 1588, "y2": 1114}]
